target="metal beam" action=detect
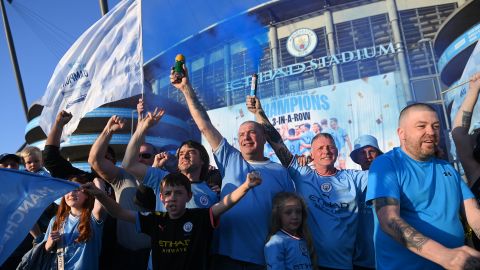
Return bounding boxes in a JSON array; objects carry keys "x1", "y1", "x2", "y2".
[
  {"x1": 99, "y1": 0, "x2": 109, "y2": 16},
  {"x1": 1, "y1": 0, "x2": 29, "y2": 120}
]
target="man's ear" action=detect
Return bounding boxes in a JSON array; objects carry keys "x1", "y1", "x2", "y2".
[
  {"x1": 160, "y1": 193, "x2": 165, "y2": 203},
  {"x1": 397, "y1": 127, "x2": 405, "y2": 142}
]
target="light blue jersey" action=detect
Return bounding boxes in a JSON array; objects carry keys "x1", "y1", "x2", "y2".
[
  {"x1": 213, "y1": 138, "x2": 295, "y2": 265},
  {"x1": 330, "y1": 127, "x2": 347, "y2": 151},
  {"x1": 299, "y1": 131, "x2": 315, "y2": 155},
  {"x1": 284, "y1": 139, "x2": 301, "y2": 156},
  {"x1": 353, "y1": 188, "x2": 375, "y2": 268},
  {"x1": 265, "y1": 230, "x2": 313, "y2": 270},
  {"x1": 288, "y1": 157, "x2": 367, "y2": 269},
  {"x1": 44, "y1": 214, "x2": 103, "y2": 270},
  {"x1": 366, "y1": 147, "x2": 475, "y2": 270},
  {"x1": 143, "y1": 167, "x2": 218, "y2": 211}
]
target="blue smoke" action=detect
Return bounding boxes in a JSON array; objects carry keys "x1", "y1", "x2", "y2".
[{"x1": 142, "y1": 0, "x2": 268, "y2": 71}]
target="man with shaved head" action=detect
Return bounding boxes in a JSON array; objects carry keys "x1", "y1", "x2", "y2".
[{"x1": 366, "y1": 103, "x2": 480, "y2": 269}]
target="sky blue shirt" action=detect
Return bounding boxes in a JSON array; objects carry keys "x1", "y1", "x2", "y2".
[
  {"x1": 44, "y1": 214, "x2": 103, "y2": 270},
  {"x1": 213, "y1": 138, "x2": 295, "y2": 265},
  {"x1": 353, "y1": 188, "x2": 375, "y2": 268},
  {"x1": 265, "y1": 231, "x2": 313, "y2": 270},
  {"x1": 329, "y1": 127, "x2": 347, "y2": 151},
  {"x1": 366, "y1": 147, "x2": 475, "y2": 270},
  {"x1": 284, "y1": 139, "x2": 301, "y2": 156},
  {"x1": 288, "y1": 157, "x2": 368, "y2": 269},
  {"x1": 143, "y1": 167, "x2": 218, "y2": 211}
]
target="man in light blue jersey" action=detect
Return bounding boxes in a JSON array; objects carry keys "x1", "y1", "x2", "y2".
[
  {"x1": 247, "y1": 96, "x2": 367, "y2": 269},
  {"x1": 366, "y1": 103, "x2": 480, "y2": 269},
  {"x1": 170, "y1": 66, "x2": 294, "y2": 269}
]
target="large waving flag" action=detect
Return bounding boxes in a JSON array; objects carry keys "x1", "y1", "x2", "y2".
[
  {"x1": 0, "y1": 169, "x2": 79, "y2": 266},
  {"x1": 36, "y1": 0, "x2": 143, "y2": 139},
  {"x1": 448, "y1": 40, "x2": 480, "y2": 134}
]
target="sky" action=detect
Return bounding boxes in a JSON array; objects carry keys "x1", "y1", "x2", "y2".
[{"x1": 0, "y1": 0, "x2": 266, "y2": 154}]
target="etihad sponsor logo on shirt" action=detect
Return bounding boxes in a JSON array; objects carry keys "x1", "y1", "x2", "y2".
[
  {"x1": 159, "y1": 239, "x2": 190, "y2": 253},
  {"x1": 309, "y1": 194, "x2": 349, "y2": 213}
]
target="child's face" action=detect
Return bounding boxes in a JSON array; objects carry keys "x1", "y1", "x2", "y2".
[
  {"x1": 160, "y1": 185, "x2": 191, "y2": 219},
  {"x1": 280, "y1": 198, "x2": 303, "y2": 235},
  {"x1": 24, "y1": 154, "x2": 42, "y2": 173}
]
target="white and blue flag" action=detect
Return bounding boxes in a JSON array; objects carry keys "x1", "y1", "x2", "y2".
[
  {"x1": 36, "y1": 0, "x2": 143, "y2": 139},
  {"x1": 447, "y1": 40, "x2": 480, "y2": 134},
  {"x1": 0, "y1": 168, "x2": 79, "y2": 265}
]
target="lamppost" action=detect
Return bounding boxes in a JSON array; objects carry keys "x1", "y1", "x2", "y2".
[{"x1": 417, "y1": 37, "x2": 451, "y2": 131}]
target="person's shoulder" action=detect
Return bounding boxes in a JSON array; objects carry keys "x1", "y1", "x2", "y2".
[{"x1": 266, "y1": 232, "x2": 285, "y2": 246}]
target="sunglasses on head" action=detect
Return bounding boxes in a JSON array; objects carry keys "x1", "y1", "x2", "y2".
[{"x1": 139, "y1": 153, "x2": 153, "y2": 159}]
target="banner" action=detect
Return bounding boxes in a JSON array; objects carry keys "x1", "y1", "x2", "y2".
[
  {"x1": 450, "y1": 40, "x2": 480, "y2": 134},
  {"x1": 36, "y1": 0, "x2": 143, "y2": 139},
  {"x1": 205, "y1": 72, "x2": 402, "y2": 169},
  {"x1": 0, "y1": 169, "x2": 79, "y2": 265}
]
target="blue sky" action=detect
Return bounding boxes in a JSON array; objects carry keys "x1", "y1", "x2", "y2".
[
  {"x1": 0, "y1": 0, "x2": 121, "y2": 153},
  {"x1": 0, "y1": 0, "x2": 265, "y2": 153}
]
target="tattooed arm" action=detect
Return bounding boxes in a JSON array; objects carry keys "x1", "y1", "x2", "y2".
[
  {"x1": 374, "y1": 197, "x2": 480, "y2": 269},
  {"x1": 170, "y1": 66, "x2": 223, "y2": 150},
  {"x1": 452, "y1": 73, "x2": 480, "y2": 186},
  {"x1": 246, "y1": 96, "x2": 293, "y2": 167}
]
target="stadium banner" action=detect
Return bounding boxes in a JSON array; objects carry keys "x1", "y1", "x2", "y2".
[{"x1": 205, "y1": 72, "x2": 403, "y2": 169}]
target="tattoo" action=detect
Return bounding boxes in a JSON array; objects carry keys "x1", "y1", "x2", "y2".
[
  {"x1": 257, "y1": 111, "x2": 293, "y2": 167},
  {"x1": 373, "y1": 197, "x2": 398, "y2": 212},
  {"x1": 388, "y1": 218, "x2": 429, "y2": 252},
  {"x1": 462, "y1": 111, "x2": 472, "y2": 128},
  {"x1": 465, "y1": 256, "x2": 480, "y2": 270}
]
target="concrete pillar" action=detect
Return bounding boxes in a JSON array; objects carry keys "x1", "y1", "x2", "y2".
[
  {"x1": 324, "y1": 8, "x2": 339, "y2": 84},
  {"x1": 268, "y1": 24, "x2": 281, "y2": 96},
  {"x1": 224, "y1": 44, "x2": 232, "y2": 106},
  {"x1": 386, "y1": 0, "x2": 413, "y2": 102}
]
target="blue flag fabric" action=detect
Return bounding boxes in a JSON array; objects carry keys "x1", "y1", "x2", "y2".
[{"x1": 0, "y1": 168, "x2": 79, "y2": 266}]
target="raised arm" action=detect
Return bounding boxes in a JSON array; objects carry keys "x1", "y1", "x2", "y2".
[
  {"x1": 373, "y1": 197, "x2": 480, "y2": 269},
  {"x1": 45, "y1": 110, "x2": 72, "y2": 147},
  {"x1": 91, "y1": 178, "x2": 108, "y2": 221},
  {"x1": 246, "y1": 96, "x2": 293, "y2": 167},
  {"x1": 170, "y1": 66, "x2": 222, "y2": 150},
  {"x1": 88, "y1": 115, "x2": 125, "y2": 183},
  {"x1": 211, "y1": 171, "x2": 261, "y2": 219},
  {"x1": 83, "y1": 182, "x2": 136, "y2": 223},
  {"x1": 452, "y1": 73, "x2": 480, "y2": 185},
  {"x1": 122, "y1": 109, "x2": 164, "y2": 181},
  {"x1": 44, "y1": 111, "x2": 86, "y2": 179}
]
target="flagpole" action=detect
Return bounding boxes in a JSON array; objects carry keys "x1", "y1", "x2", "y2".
[
  {"x1": 1, "y1": 0, "x2": 29, "y2": 120},
  {"x1": 139, "y1": 0, "x2": 144, "y2": 101},
  {"x1": 441, "y1": 79, "x2": 471, "y2": 95},
  {"x1": 99, "y1": 0, "x2": 109, "y2": 16}
]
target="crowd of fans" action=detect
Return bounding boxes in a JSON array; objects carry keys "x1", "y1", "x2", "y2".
[{"x1": 1, "y1": 69, "x2": 480, "y2": 270}]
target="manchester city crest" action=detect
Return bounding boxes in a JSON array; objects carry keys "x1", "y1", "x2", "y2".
[{"x1": 287, "y1": 28, "x2": 318, "y2": 57}]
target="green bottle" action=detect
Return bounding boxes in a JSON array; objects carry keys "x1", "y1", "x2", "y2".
[{"x1": 172, "y1": 54, "x2": 185, "y2": 83}]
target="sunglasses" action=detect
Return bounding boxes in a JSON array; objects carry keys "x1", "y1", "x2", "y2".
[{"x1": 139, "y1": 153, "x2": 153, "y2": 159}]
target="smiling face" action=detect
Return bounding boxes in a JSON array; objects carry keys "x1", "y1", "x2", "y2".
[
  {"x1": 238, "y1": 122, "x2": 266, "y2": 160},
  {"x1": 398, "y1": 108, "x2": 440, "y2": 161},
  {"x1": 311, "y1": 135, "x2": 337, "y2": 170},
  {"x1": 64, "y1": 188, "x2": 88, "y2": 209},
  {"x1": 280, "y1": 198, "x2": 303, "y2": 236}
]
